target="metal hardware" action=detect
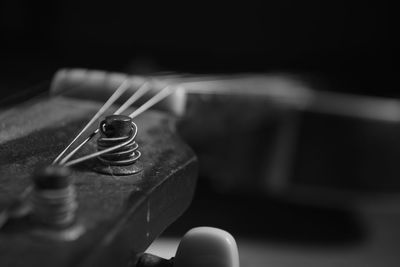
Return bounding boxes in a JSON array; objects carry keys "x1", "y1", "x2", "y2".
[
  {"x1": 95, "y1": 115, "x2": 142, "y2": 175},
  {"x1": 30, "y1": 166, "x2": 84, "y2": 241}
]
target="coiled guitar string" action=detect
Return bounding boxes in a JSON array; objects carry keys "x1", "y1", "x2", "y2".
[
  {"x1": 0, "y1": 78, "x2": 173, "y2": 228},
  {"x1": 55, "y1": 81, "x2": 176, "y2": 167},
  {"x1": 97, "y1": 120, "x2": 141, "y2": 166},
  {"x1": 55, "y1": 80, "x2": 151, "y2": 165},
  {"x1": 52, "y1": 79, "x2": 132, "y2": 164}
]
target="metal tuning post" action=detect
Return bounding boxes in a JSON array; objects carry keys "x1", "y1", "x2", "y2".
[
  {"x1": 30, "y1": 165, "x2": 84, "y2": 241},
  {"x1": 94, "y1": 115, "x2": 142, "y2": 175}
]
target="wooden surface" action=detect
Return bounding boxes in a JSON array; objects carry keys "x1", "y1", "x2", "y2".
[{"x1": 0, "y1": 95, "x2": 197, "y2": 267}]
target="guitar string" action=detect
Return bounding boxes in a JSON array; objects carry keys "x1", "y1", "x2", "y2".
[
  {"x1": 128, "y1": 85, "x2": 173, "y2": 118},
  {"x1": 63, "y1": 123, "x2": 137, "y2": 167},
  {"x1": 52, "y1": 79, "x2": 132, "y2": 164},
  {"x1": 0, "y1": 77, "x2": 113, "y2": 227},
  {"x1": 1, "y1": 79, "x2": 155, "y2": 226},
  {"x1": 1, "y1": 80, "x2": 174, "y2": 227},
  {"x1": 57, "y1": 81, "x2": 151, "y2": 165},
  {"x1": 62, "y1": 85, "x2": 176, "y2": 167},
  {"x1": 114, "y1": 81, "x2": 151, "y2": 115}
]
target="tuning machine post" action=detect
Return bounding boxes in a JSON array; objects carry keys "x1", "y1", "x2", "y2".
[
  {"x1": 29, "y1": 165, "x2": 84, "y2": 241},
  {"x1": 94, "y1": 114, "x2": 142, "y2": 176}
]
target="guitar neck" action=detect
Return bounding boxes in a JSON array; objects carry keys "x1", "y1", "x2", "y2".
[{"x1": 50, "y1": 69, "x2": 400, "y2": 123}]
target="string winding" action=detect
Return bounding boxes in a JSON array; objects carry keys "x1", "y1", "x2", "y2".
[
  {"x1": 53, "y1": 80, "x2": 177, "y2": 167},
  {"x1": 52, "y1": 79, "x2": 132, "y2": 164}
]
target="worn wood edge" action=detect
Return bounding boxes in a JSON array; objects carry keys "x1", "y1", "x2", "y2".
[{"x1": 78, "y1": 156, "x2": 198, "y2": 267}]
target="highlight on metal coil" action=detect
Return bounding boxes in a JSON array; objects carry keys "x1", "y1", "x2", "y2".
[{"x1": 97, "y1": 120, "x2": 141, "y2": 166}]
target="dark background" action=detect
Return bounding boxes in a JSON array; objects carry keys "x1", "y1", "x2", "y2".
[{"x1": 0, "y1": 0, "x2": 395, "y2": 96}]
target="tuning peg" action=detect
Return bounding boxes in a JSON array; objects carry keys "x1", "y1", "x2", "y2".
[{"x1": 137, "y1": 227, "x2": 239, "y2": 267}]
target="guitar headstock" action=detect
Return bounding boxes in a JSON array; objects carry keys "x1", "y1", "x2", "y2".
[{"x1": 0, "y1": 69, "x2": 198, "y2": 267}]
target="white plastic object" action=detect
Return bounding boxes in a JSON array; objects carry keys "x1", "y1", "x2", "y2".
[{"x1": 174, "y1": 227, "x2": 240, "y2": 267}]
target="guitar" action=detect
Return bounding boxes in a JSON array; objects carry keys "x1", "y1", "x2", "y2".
[
  {"x1": 0, "y1": 68, "x2": 247, "y2": 267},
  {"x1": 1, "y1": 68, "x2": 400, "y2": 267},
  {"x1": 0, "y1": 69, "x2": 198, "y2": 267}
]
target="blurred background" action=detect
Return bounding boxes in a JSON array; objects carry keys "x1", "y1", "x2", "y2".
[
  {"x1": 0, "y1": 1, "x2": 398, "y2": 266},
  {"x1": 0, "y1": 1, "x2": 395, "y2": 95}
]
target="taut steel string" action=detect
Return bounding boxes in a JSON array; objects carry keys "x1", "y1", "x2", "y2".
[
  {"x1": 56, "y1": 82, "x2": 177, "y2": 166},
  {"x1": 52, "y1": 79, "x2": 132, "y2": 164},
  {"x1": 57, "y1": 81, "x2": 152, "y2": 165}
]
